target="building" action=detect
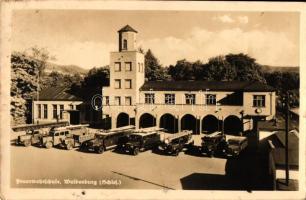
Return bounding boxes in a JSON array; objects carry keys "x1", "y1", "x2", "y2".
[
  {"x1": 32, "y1": 86, "x2": 85, "y2": 124},
  {"x1": 102, "y1": 25, "x2": 276, "y2": 134}
]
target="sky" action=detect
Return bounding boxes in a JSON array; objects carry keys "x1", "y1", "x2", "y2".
[{"x1": 12, "y1": 10, "x2": 300, "y2": 69}]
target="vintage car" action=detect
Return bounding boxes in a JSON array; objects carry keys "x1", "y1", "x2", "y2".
[
  {"x1": 160, "y1": 130, "x2": 193, "y2": 156},
  {"x1": 40, "y1": 125, "x2": 89, "y2": 149},
  {"x1": 80, "y1": 125, "x2": 135, "y2": 154},
  {"x1": 200, "y1": 131, "x2": 227, "y2": 156},
  {"x1": 15, "y1": 129, "x2": 48, "y2": 147},
  {"x1": 119, "y1": 127, "x2": 163, "y2": 155},
  {"x1": 226, "y1": 136, "x2": 248, "y2": 157}
]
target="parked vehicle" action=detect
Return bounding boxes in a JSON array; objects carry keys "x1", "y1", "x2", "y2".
[
  {"x1": 40, "y1": 125, "x2": 89, "y2": 149},
  {"x1": 120, "y1": 127, "x2": 163, "y2": 155},
  {"x1": 80, "y1": 125, "x2": 135, "y2": 154},
  {"x1": 200, "y1": 131, "x2": 227, "y2": 156},
  {"x1": 226, "y1": 136, "x2": 248, "y2": 157},
  {"x1": 160, "y1": 130, "x2": 193, "y2": 156},
  {"x1": 62, "y1": 130, "x2": 96, "y2": 150},
  {"x1": 16, "y1": 129, "x2": 48, "y2": 147}
]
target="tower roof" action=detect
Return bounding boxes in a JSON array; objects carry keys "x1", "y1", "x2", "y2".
[{"x1": 118, "y1": 25, "x2": 138, "y2": 33}]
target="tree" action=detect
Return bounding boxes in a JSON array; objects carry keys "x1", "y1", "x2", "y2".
[
  {"x1": 204, "y1": 56, "x2": 237, "y2": 81},
  {"x1": 168, "y1": 59, "x2": 194, "y2": 80},
  {"x1": 144, "y1": 49, "x2": 167, "y2": 81},
  {"x1": 225, "y1": 53, "x2": 266, "y2": 83}
]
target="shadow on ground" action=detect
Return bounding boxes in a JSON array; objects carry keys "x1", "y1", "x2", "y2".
[{"x1": 181, "y1": 144, "x2": 274, "y2": 191}]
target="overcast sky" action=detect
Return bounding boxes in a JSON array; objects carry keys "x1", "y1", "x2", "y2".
[{"x1": 12, "y1": 10, "x2": 299, "y2": 69}]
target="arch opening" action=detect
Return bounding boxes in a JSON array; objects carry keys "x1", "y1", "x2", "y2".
[
  {"x1": 181, "y1": 114, "x2": 197, "y2": 134},
  {"x1": 160, "y1": 113, "x2": 178, "y2": 133},
  {"x1": 116, "y1": 112, "x2": 130, "y2": 128},
  {"x1": 224, "y1": 115, "x2": 242, "y2": 135},
  {"x1": 202, "y1": 115, "x2": 220, "y2": 134},
  {"x1": 139, "y1": 113, "x2": 156, "y2": 128}
]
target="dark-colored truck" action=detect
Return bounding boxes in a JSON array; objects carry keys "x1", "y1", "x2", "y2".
[
  {"x1": 226, "y1": 136, "x2": 248, "y2": 157},
  {"x1": 40, "y1": 125, "x2": 89, "y2": 149},
  {"x1": 200, "y1": 131, "x2": 227, "y2": 157},
  {"x1": 160, "y1": 130, "x2": 193, "y2": 156},
  {"x1": 80, "y1": 125, "x2": 135, "y2": 154},
  {"x1": 15, "y1": 129, "x2": 48, "y2": 147},
  {"x1": 119, "y1": 127, "x2": 163, "y2": 155}
]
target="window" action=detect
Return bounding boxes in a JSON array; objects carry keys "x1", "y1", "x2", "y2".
[
  {"x1": 53, "y1": 104, "x2": 57, "y2": 119},
  {"x1": 59, "y1": 105, "x2": 64, "y2": 119},
  {"x1": 125, "y1": 79, "x2": 132, "y2": 89},
  {"x1": 125, "y1": 96, "x2": 132, "y2": 106},
  {"x1": 114, "y1": 62, "x2": 121, "y2": 72},
  {"x1": 125, "y1": 62, "x2": 132, "y2": 71},
  {"x1": 123, "y1": 39, "x2": 127, "y2": 50},
  {"x1": 206, "y1": 94, "x2": 216, "y2": 105},
  {"x1": 43, "y1": 104, "x2": 48, "y2": 119},
  {"x1": 69, "y1": 104, "x2": 74, "y2": 110},
  {"x1": 37, "y1": 104, "x2": 41, "y2": 119},
  {"x1": 253, "y1": 95, "x2": 265, "y2": 107},
  {"x1": 165, "y1": 94, "x2": 175, "y2": 105},
  {"x1": 104, "y1": 96, "x2": 109, "y2": 105},
  {"x1": 115, "y1": 79, "x2": 121, "y2": 89},
  {"x1": 115, "y1": 96, "x2": 121, "y2": 106},
  {"x1": 145, "y1": 93, "x2": 155, "y2": 104},
  {"x1": 185, "y1": 94, "x2": 196, "y2": 105}
]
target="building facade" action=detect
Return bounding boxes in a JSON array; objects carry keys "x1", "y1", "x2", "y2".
[{"x1": 102, "y1": 25, "x2": 276, "y2": 134}]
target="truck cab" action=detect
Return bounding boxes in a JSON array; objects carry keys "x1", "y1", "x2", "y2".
[
  {"x1": 160, "y1": 130, "x2": 193, "y2": 156},
  {"x1": 201, "y1": 131, "x2": 227, "y2": 156}
]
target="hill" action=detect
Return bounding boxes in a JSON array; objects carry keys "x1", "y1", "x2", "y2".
[{"x1": 45, "y1": 62, "x2": 88, "y2": 75}]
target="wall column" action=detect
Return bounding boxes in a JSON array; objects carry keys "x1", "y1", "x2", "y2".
[
  {"x1": 198, "y1": 116, "x2": 202, "y2": 134},
  {"x1": 155, "y1": 114, "x2": 160, "y2": 128},
  {"x1": 177, "y1": 115, "x2": 181, "y2": 133},
  {"x1": 111, "y1": 114, "x2": 116, "y2": 129}
]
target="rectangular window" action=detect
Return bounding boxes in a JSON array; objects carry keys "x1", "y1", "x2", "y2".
[
  {"x1": 59, "y1": 105, "x2": 64, "y2": 119},
  {"x1": 115, "y1": 79, "x2": 121, "y2": 89},
  {"x1": 253, "y1": 95, "x2": 265, "y2": 107},
  {"x1": 125, "y1": 79, "x2": 132, "y2": 89},
  {"x1": 43, "y1": 104, "x2": 48, "y2": 119},
  {"x1": 185, "y1": 94, "x2": 196, "y2": 105},
  {"x1": 115, "y1": 96, "x2": 121, "y2": 106},
  {"x1": 165, "y1": 94, "x2": 175, "y2": 105},
  {"x1": 53, "y1": 104, "x2": 57, "y2": 119},
  {"x1": 37, "y1": 104, "x2": 41, "y2": 119},
  {"x1": 145, "y1": 93, "x2": 155, "y2": 104},
  {"x1": 69, "y1": 104, "x2": 74, "y2": 110},
  {"x1": 104, "y1": 96, "x2": 109, "y2": 105},
  {"x1": 114, "y1": 62, "x2": 121, "y2": 72},
  {"x1": 125, "y1": 62, "x2": 132, "y2": 71},
  {"x1": 125, "y1": 96, "x2": 132, "y2": 106},
  {"x1": 206, "y1": 94, "x2": 216, "y2": 105}
]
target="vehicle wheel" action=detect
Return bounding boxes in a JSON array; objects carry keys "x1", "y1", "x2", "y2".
[
  {"x1": 133, "y1": 147, "x2": 139, "y2": 156},
  {"x1": 97, "y1": 146, "x2": 104, "y2": 154},
  {"x1": 66, "y1": 142, "x2": 73, "y2": 150},
  {"x1": 23, "y1": 140, "x2": 31, "y2": 147},
  {"x1": 45, "y1": 141, "x2": 52, "y2": 149}
]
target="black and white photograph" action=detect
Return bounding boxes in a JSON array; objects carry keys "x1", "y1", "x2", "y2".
[{"x1": 0, "y1": 1, "x2": 305, "y2": 200}]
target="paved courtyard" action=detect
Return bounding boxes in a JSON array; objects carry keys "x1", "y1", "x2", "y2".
[{"x1": 10, "y1": 132, "x2": 271, "y2": 190}]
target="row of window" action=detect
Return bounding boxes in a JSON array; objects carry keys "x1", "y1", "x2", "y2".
[
  {"x1": 103, "y1": 96, "x2": 132, "y2": 106},
  {"x1": 114, "y1": 62, "x2": 144, "y2": 73},
  {"x1": 114, "y1": 79, "x2": 132, "y2": 89},
  {"x1": 103, "y1": 94, "x2": 265, "y2": 107},
  {"x1": 144, "y1": 93, "x2": 266, "y2": 107},
  {"x1": 36, "y1": 104, "x2": 76, "y2": 119}
]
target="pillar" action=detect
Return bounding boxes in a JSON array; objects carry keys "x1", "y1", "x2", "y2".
[
  {"x1": 111, "y1": 114, "x2": 116, "y2": 129},
  {"x1": 177, "y1": 115, "x2": 181, "y2": 132},
  {"x1": 198, "y1": 116, "x2": 202, "y2": 134}
]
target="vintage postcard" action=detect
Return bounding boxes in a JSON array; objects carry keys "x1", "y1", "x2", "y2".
[{"x1": 1, "y1": 1, "x2": 305, "y2": 199}]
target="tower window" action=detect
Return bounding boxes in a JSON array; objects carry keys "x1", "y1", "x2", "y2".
[
  {"x1": 114, "y1": 62, "x2": 121, "y2": 72},
  {"x1": 125, "y1": 96, "x2": 132, "y2": 106},
  {"x1": 123, "y1": 39, "x2": 127, "y2": 50},
  {"x1": 125, "y1": 79, "x2": 132, "y2": 89},
  {"x1": 115, "y1": 96, "x2": 121, "y2": 106},
  {"x1": 125, "y1": 62, "x2": 132, "y2": 71},
  {"x1": 115, "y1": 79, "x2": 121, "y2": 89}
]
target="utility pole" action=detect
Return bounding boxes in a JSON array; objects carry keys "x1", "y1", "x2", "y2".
[{"x1": 285, "y1": 91, "x2": 290, "y2": 185}]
